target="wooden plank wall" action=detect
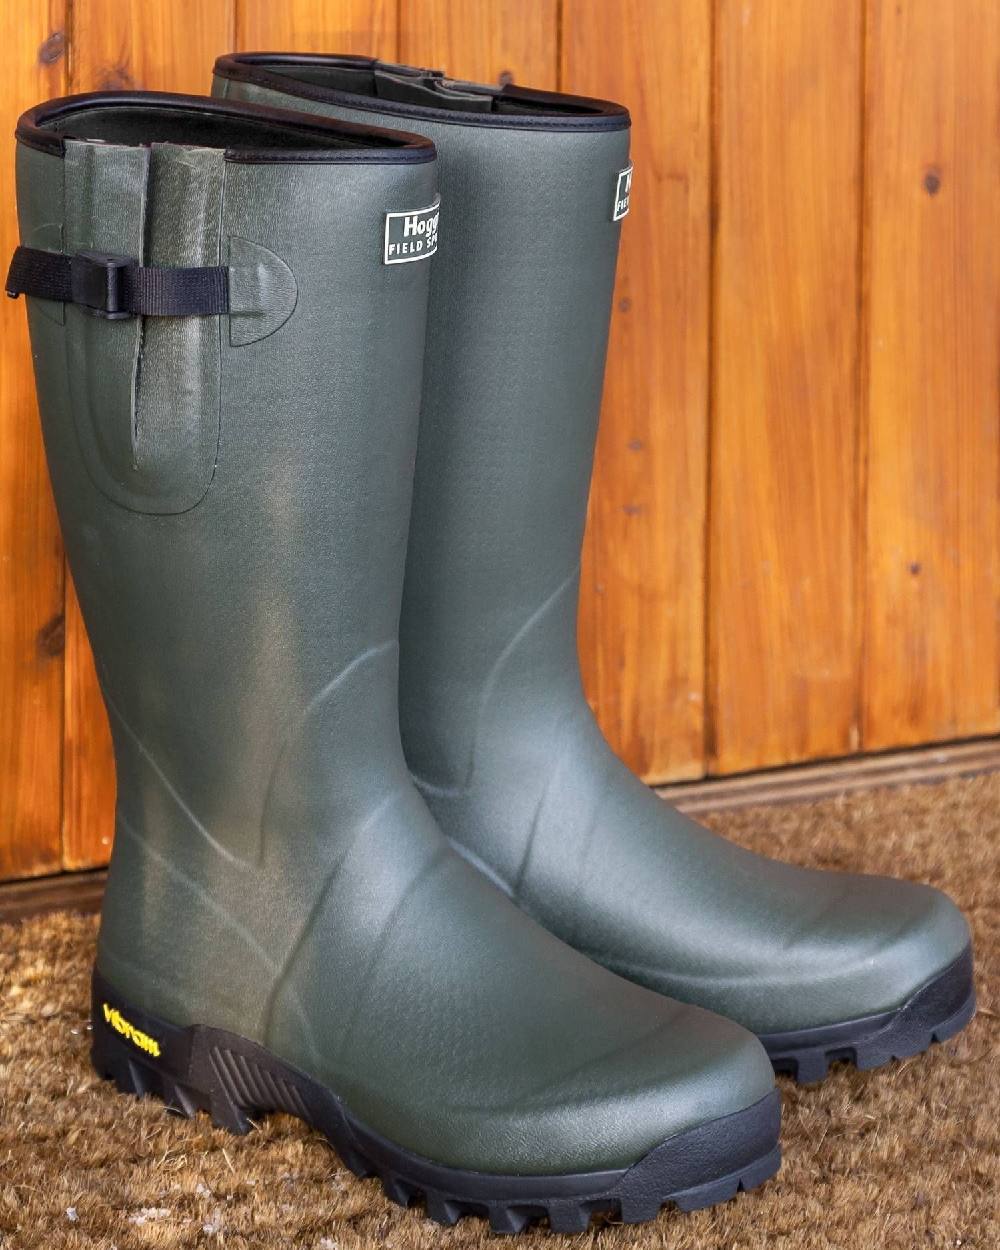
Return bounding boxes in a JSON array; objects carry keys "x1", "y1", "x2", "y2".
[
  {"x1": 1, "y1": 0, "x2": 997, "y2": 878},
  {"x1": 862, "y1": 0, "x2": 1000, "y2": 751},
  {"x1": 709, "y1": 1, "x2": 864, "y2": 774},
  {"x1": 0, "y1": 0, "x2": 67, "y2": 880},
  {"x1": 570, "y1": 0, "x2": 712, "y2": 782}
]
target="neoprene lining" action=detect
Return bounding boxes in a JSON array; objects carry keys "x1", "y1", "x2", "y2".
[
  {"x1": 16, "y1": 91, "x2": 435, "y2": 162},
  {"x1": 214, "y1": 54, "x2": 630, "y2": 132}
]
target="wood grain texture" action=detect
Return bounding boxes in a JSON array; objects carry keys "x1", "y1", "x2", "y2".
[
  {"x1": 566, "y1": 0, "x2": 711, "y2": 782},
  {"x1": 0, "y1": 867, "x2": 106, "y2": 922},
  {"x1": 708, "y1": 0, "x2": 864, "y2": 774},
  {"x1": 61, "y1": 580, "x2": 115, "y2": 870},
  {"x1": 400, "y1": 0, "x2": 556, "y2": 86},
  {"x1": 862, "y1": 0, "x2": 1000, "y2": 749},
  {"x1": 71, "y1": 0, "x2": 233, "y2": 94},
  {"x1": 236, "y1": 0, "x2": 397, "y2": 58},
  {"x1": 0, "y1": 1, "x2": 67, "y2": 881}
]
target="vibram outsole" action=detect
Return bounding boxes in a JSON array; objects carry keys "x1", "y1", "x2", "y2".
[
  {"x1": 92, "y1": 971, "x2": 781, "y2": 1234},
  {"x1": 760, "y1": 945, "x2": 975, "y2": 1084}
]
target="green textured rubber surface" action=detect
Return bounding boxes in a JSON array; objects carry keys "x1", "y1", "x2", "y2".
[
  {"x1": 212, "y1": 55, "x2": 975, "y2": 1048},
  {"x1": 93, "y1": 972, "x2": 782, "y2": 1234}
]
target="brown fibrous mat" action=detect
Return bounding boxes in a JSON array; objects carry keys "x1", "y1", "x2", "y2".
[{"x1": 1, "y1": 772, "x2": 997, "y2": 1249}]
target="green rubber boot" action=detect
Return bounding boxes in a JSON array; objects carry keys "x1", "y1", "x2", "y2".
[
  {"x1": 213, "y1": 55, "x2": 975, "y2": 1084},
  {"x1": 10, "y1": 91, "x2": 780, "y2": 1231}
]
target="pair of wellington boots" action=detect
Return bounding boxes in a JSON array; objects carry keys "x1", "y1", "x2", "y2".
[{"x1": 8, "y1": 56, "x2": 974, "y2": 1234}]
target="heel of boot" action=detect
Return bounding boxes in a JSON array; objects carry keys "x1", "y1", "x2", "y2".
[
  {"x1": 92, "y1": 1016, "x2": 204, "y2": 1119},
  {"x1": 90, "y1": 968, "x2": 781, "y2": 1232},
  {"x1": 91, "y1": 969, "x2": 254, "y2": 1135}
]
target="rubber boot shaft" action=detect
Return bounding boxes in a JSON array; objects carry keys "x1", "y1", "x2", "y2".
[
  {"x1": 212, "y1": 55, "x2": 974, "y2": 1067},
  {"x1": 14, "y1": 89, "x2": 778, "y2": 1203}
]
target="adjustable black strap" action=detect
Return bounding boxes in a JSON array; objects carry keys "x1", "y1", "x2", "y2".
[{"x1": 5, "y1": 246, "x2": 229, "y2": 319}]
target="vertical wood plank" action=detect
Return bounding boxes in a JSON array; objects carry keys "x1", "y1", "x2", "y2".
[
  {"x1": 709, "y1": 0, "x2": 864, "y2": 774},
  {"x1": 237, "y1": 0, "x2": 397, "y2": 58},
  {"x1": 400, "y1": 0, "x2": 556, "y2": 85},
  {"x1": 0, "y1": 0, "x2": 67, "y2": 880},
  {"x1": 565, "y1": 0, "x2": 712, "y2": 782},
  {"x1": 61, "y1": 581, "x2": 114, "y2": 869},
  {"x1": 71, "y1": 0, "x2": 234, "y2": 94},
  {"x1": 862, "y1": 0, "x2": 1000, "y2": 749},
  {"x1": 60, "y1": 0, "x2": 237, "y2": 870}
]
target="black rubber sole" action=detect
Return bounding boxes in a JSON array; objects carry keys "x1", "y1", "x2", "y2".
[
  {"x1": 91, "y1": 971, "x2": 780, "y2": 1233},
  {"x1": 760, "y1": 944, "x2": 976, "y2": 1084}
]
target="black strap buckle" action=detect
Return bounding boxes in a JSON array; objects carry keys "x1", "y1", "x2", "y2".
[
  {"x1": 7, "y1": 245, "x2": 231, "y2": 318},
  {"x1": 70, "y1": 251, "x2": 135, "y2": 320}
]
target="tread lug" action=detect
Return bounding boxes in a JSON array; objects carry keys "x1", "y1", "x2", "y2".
[
  {"x1": 488, "y1": 1205, "x2": 531, "y2": 1234},
  {"x1": 424, "y1": 1192, "x2": 462, "y2": 1226},
  {"x1": 124, "y1": 1059, "x2": 151, "y2": 1097},
  {"x1": 380, "y1": 1173, "x2": 415, "y2": 1207},
  {"x1": 546, "y1": 1200, "x2": 591, "y2": 1233},
  {"x1": 162, "y1": 1078, "x2": 199, "y2": 1119},
  {"x1": 618, "y1": 1193, "x2": 663, "y2": 1224},
  {"x1": 338, "y1": 1146, "x2": 375, "y2": 1179}
]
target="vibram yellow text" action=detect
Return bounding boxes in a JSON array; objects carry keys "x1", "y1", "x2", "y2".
[{"x1": 102, "y1": 1002, "x2": 161, "y2": 1058}]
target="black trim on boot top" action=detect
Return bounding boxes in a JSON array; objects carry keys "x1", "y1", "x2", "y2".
[
  {"x1": 759, "y1": 944, "x2": 975, "y2": 1084},
  {"x1": 213, "y1": 53, "x2": 630, "y2": 133},
  {"x1": 16, "y1": 91, "x2": 436, "y2": 163},
  {"x1": 91, "y1": 972, "x2": 780, "y2": 1233}
]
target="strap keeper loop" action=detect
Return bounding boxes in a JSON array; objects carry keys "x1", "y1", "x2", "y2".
[
  {"x1": 70, "y1": 251, "x2": 135, "y2": 320},
  {"x1": 5, "y1": 246, "x2": 231, "y2": 319}
]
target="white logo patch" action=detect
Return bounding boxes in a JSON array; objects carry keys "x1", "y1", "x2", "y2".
[
  {"x1": 384, "y1": 196, "x2": 441, "y2": 265},
  {"x1": 612, "y1": 163, "x2": 633, "y2": 221}
]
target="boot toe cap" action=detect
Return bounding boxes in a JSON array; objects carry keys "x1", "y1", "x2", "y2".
[
  {"x1": 441, "y1": 998, "x2": 778, "y2": 1175},
  {"x1": 739, "y1": 873, "x2": 973, "y2": 1033}
]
